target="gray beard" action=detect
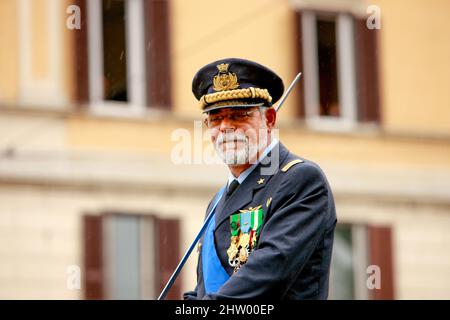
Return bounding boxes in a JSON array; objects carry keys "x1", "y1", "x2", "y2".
[
  {"x1": 214, "y1": 132, "x2": 268, "y2": 166},
  {"x1": 217, "y1": 142, "x2": 254, "y2": 165}
]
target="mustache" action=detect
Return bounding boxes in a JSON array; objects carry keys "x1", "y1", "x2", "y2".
[{"x1": 215, "y1": 133, "x2": 248, "y2": 146}]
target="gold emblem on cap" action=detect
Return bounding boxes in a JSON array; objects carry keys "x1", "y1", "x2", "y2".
[
  {"x1": 257, "y1": 178, "x2": 264, "y2": 185},
  {"x1": 213, "y1": 63, "x2": 240, "y2": 92}
]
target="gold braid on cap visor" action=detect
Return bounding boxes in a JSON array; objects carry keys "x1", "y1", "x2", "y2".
[{"x1": 199, "y1": 87, "x2": 272, "y2": 109}]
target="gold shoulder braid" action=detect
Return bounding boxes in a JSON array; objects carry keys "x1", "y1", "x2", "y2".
[{"x1": 281, "y1": 159, "x2": 304, "y2": 172}]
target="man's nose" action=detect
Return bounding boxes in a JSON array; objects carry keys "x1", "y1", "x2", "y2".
[{"x1": 219, "y1": 115, "x2": 236, "y2": 132}]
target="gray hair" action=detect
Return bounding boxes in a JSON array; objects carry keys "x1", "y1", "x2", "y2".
[{"x1": 259, "y1": 106, "x2": 270, "y2": 120}]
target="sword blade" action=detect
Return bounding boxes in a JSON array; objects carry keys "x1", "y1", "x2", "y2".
[{"x1": 275, "y1": 72, "x2": 302, "y2": 112}]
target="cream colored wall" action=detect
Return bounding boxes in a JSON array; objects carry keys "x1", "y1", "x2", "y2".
[
  {"x1": 0, "y1": 185, "x2": 212, "y2": 299},
  {"x1": 3, "y1": 0, "x2": 450, "y2": 132},
  {"x1": 66, "y1": 116, "x2": 450, "y2": 169},
  {"x1": 171, "y1": 0, "x2": 299, "y2": 121},
  {"x1": 31, "y1": 0, "x2": 49, "y2": 79},
  {"x1": 172, "y1": 0, "x2": 450, "y2": 135},
  {"x1": 0, "y1": 112, "x2": 66, "y2": 151},
  {"x1": 0, "y1": 0, "x2": 18, "y2": 104},
  {"x1": 1, "y1": 182, "x2": 449, "y2": 299},
  {"x1": 2, "y1": 0, "x2": 450, "y2": 300},
  {"x1": 63, "y1": 0, "x2": 76, "y2": 103},
  {"x1": 0, "y1": 0, "x2": 75, "y2": 107},
  {"x1": 373, "y1": 0, "x2": 450, "y2": 136},
  {"x1": 338, "y1": 196, "x2": 450, "y2": 299}
]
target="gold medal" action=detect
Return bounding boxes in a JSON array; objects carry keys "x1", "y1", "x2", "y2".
[
  {"x1": 227, "y1": 243, "x2": 238, "y2": 261},
  {"x1": 239, "y1": 247, "x2": 248, "y2": 263},
  {"x1": 239, "y1": 233, "x2": 250, "y2": 248},
  {"x1": 227, "y1": 235, "x2": 240, "y2": 262}
]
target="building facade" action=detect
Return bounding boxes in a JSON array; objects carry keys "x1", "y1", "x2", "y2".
[{"x1": 0, "y1": 0, "x2": 449, "y2": 299}]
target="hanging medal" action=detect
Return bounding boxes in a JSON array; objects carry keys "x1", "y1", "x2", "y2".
[
  {"x1": 251, "y1": 206, "x2": 264, "y2": 248},
  {"x1": 227, "y1": 214, "x2": 240, "y2": 268},
  {"x1": 228, "y1": 206, "x2": 265, "y2": 272}
]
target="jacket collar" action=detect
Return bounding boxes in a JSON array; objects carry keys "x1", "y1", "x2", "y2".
[{"x1": 214, "y1": 141, "x2": 290, "y2": 232}]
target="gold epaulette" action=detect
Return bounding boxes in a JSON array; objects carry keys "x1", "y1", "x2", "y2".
[{"x1": 281, "y1": 159, "x2": 304, "y2": 172}]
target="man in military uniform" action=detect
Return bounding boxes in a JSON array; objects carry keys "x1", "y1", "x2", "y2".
[{"x1": 184, "y1": 58, "x2": 337, "y2": 300}]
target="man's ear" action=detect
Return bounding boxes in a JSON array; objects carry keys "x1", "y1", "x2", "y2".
[{"x1": 265, "y1": 107, "x2": 277, "y2": 130}]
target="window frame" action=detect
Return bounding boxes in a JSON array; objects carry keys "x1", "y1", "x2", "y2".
[
  {"x1": 330, "y1": 223, "x2": 369, "y2": 299},
  {"x1": 330, "y1": 223, "x2": 395, "y2": 300},
  {"x1": 301, "y1": 10, "x2": 359, "y2": 131},
  {"x1": 87, "y1": 0, "x2": 147, "y2": 117},
  {"x1": 83, "y1": 212, "x2": 181, "y2": 300}
]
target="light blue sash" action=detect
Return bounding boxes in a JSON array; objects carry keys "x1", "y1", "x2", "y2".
[{"x1": 202, "y1": 187, "x2": 230, "y2": 294}]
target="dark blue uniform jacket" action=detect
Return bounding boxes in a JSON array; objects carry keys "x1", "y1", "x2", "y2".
[{"x1": 184, "y1": 142, "x2": 337, "y2": 300}]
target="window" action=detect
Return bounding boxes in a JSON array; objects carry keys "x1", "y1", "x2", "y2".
[
  {"x1": 301, "y1": 11, "x2": 357, "y2": 130},
  {"x1": 316, "y1": 16, "x2": 339, "y2": 117},
  {"x1": 87, "y1": 0, "x2": 146, "y2": 115},
  {"x1": 330, "y1": 224, "x2": 395, "y2": 299},
  {"x1": 330, "y1": 224, "x2": 368, "y2": 299},
  {"x1": 83, "y1": 213, "x2": 181, "y2": 299},
  {"x1": 295, "y1": 9, "x2": 380, "y2": 130},
  {"x1": 102, "y1": 0, "x2": 128, "y2": 102},
  {"x1": 74, "y1": 0, "x2": 172, "y2": 115}
]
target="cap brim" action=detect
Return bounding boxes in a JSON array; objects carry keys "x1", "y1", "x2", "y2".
[{"x1": 202, "y1": 102, "x2": 265, "y2": 113}]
